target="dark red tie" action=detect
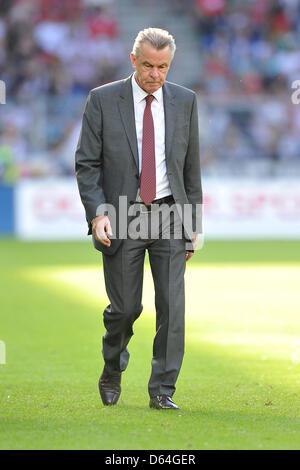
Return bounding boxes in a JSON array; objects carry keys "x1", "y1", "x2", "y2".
[{"x1": 140, "y1": 94, "x2": 156, "y2": 205}]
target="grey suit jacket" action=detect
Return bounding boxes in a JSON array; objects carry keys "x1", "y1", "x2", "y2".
[{"x1": 75, "y1": 74, "x2": 202, "y2": 255}]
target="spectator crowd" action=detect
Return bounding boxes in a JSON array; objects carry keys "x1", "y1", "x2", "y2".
[
  {"x1": 0, "y1": 0, "x2": 300, "y2": 182},
  {"x1": 0, "y1": 0, "x2": 124, "y2": 182},
  {"x1": 188, "y1": 0, "x2": 300, "y2": 176}
]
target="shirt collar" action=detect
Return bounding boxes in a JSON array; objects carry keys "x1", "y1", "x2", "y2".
[{"x1": 131, "y1": 73, "x2": 163, "y2": 104}]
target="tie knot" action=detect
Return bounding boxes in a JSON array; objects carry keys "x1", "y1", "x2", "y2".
[{"x1": 145, "y1": 94, "x2": 155, "y2": 106}]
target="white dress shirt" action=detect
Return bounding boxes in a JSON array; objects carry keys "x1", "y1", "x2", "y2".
[{"x1": 131, "y1": 74, "x2": 172, "y2": 201}]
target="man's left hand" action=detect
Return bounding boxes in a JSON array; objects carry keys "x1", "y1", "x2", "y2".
[{"x1": 186, "y1": 234, "x2": 198, "y2": 262}]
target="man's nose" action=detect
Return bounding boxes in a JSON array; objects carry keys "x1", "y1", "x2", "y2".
[{"x1": 150, "y1": 68, "x2": 160, "y2": 79}]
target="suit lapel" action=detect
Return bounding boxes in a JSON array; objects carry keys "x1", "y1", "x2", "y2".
[
  {"x1": 118, "y1": 75, "x2": 139, "y2": 171},
  {"x1": 163, "y1": 82, "x2": 177, "y2": 165}
]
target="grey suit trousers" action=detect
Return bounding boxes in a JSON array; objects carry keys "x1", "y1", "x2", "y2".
[{"x1": 101, "y1": 200, "x2": 187, "y2": 398}]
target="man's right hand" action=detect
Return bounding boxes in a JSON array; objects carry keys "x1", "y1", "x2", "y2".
[{"x1": 92, "y1": 215, "x2": 113, "y2": 247}]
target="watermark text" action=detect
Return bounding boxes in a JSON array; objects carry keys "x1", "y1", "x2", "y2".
[
  {"x1": 0, "y1": 340, "x2": 6, "y2": 364},
  {"x1": 0, "y1": 80, "x2": 6, "y2": 104}
]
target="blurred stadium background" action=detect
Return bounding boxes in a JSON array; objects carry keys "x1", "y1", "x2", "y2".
[
  {"x1": 1, "y1": 0, "x2": 300, "y2": 451},
  {"x1": 0, "y1": 0, "x2": 300, "y2": 239}
]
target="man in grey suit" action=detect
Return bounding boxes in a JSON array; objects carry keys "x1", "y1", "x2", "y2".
[{"x1": 75, "y1": 28, "x2": 202, "y2": 410}]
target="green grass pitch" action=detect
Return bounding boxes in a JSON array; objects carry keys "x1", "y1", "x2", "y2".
[{"x1": 0, "y1": 238, "x2": 300, "y2": 450}]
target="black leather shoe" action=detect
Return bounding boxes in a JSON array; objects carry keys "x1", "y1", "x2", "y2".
[
  {"x1": 149, "y1": 395, "x2": 179, "y2": 410},
  {"x1": 98, "y1": 368, "x2": 121, "y2": 406}
]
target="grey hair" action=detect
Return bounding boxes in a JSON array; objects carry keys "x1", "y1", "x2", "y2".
[{"x1": 131, "y1": 27, "x2": 176, "y2": 60}]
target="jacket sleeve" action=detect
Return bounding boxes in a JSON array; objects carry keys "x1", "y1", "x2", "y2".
[
  {"x1": 75, "y1": 90, "x2": 106, "y2": 235},
  {"x1": 183, "y1": 93, "x2": 203, "y2": 235}
]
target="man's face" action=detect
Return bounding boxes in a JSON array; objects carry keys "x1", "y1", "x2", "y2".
[{"x1": 130, "y1": 42, "x2": 172, "y2": 94}]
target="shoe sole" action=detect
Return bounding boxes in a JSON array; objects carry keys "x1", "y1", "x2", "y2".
[{"x1": 149, "y1": 401, "x2": 179, "y2": 410}]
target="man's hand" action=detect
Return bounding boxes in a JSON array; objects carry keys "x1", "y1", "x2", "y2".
[
  {"x1": 186, "y1": 234, "x2": 198, "y2": 262},
  {"x1": 92, "y1": 215, "x2": 113, "y2": 247}
]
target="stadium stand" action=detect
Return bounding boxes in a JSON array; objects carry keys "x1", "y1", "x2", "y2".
[{"x1": 0, "y1": 0, "x2": 299, "y2": 182}]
